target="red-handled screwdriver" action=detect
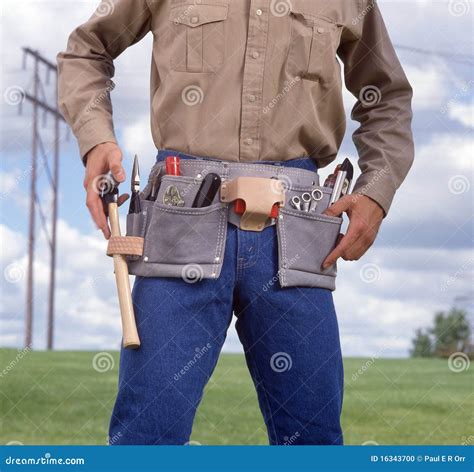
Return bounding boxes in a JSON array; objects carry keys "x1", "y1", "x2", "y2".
[{"x1": 165, "y1": 156, "x2": 180, "y2": 176}]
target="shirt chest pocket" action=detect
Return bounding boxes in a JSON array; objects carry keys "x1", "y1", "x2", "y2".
[
  {"x1": 169, "y1": 3, "x2": 228, "y2": 73},
  {"x1": 286, "y1": 8, "x2": 341, "y2": 84}
]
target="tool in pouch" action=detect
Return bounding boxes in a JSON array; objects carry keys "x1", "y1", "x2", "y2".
[
  {"x1": 289, "y1": 158, "x2": 354, "y2": 213},
  {"x1": 162, "y1": 156, "x2": 185, "y2": 206},
  {"x1": 100, "y1": 156, "x2": 142, "y2": 349}
]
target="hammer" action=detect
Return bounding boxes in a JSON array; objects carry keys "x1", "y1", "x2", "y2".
[{"x1": 100, "y1": 174, "x2": 140, "y2": 349}]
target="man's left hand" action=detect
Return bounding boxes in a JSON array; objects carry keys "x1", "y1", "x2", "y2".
[{"x1": 322, "y1": 194, "x2": 384, "y2": 269}]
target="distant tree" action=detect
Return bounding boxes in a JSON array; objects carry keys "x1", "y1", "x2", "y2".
[
  {"x1": 431, "y1": 308, "x2": 470, "y2": 358},
  {"x1": 410, "y1": 328, "x2": 433, "y2": 357},
  {"x1": 411, "y1": 308, "x2": 471, "y2": 358}
]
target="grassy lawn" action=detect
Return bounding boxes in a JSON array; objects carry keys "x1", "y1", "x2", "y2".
[{"x1": 0, "y1": 349, "x2": 472, "y2": 445}]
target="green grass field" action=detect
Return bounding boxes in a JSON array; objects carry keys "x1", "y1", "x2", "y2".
[{"x1": 0, "y1": 349, "x2": 472, "y2": 445}]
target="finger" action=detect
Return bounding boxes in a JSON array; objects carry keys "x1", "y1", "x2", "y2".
[
  {"x1": 117, "y1": 193, "x2": 130, "y2": 207},
  {"x1": 323, "y1": 195, "x2": 352, "y2": 217},
  {"x1": 86, "y1": 191, "x2": 110, "y2": 239},
  {"x1": 107, "y1": 151, "x2": 125, "y2": 182},
  {"x1": 342, "y1": 234, "x2": 375, "y2": 261},
  {"x1": 322, "y1": 226, "x2": 360, "y2": 269}
]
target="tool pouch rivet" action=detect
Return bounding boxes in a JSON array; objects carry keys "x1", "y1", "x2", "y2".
[{"x1": 220, "y1": 177, "x2": 285, "y2": 232}]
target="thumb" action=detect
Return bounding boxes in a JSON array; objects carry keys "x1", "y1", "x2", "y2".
[
  {"x1": 323, "y1": 195, "x2": 352, "y2": 217},
  {"x1": 108, "y1": 151, "x2": 125, "y2": 183}
]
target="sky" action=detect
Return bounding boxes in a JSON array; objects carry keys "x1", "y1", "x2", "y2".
[{"x1": 0, "y1": 0, "x2": 473, "y2": 356}]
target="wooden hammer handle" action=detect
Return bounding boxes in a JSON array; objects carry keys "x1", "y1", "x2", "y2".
[{"x1": 108, "y1": 202, "x2": 140, "y2": 349}]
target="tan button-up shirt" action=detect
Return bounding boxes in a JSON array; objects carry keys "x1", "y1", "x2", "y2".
[{"x1": 57, "y1": 0, "x2": 414, "y2": 214}]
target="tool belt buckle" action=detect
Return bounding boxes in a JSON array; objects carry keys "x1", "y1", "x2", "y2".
[{"x1": 220, "y1": 177, "x2": 285, "y2": 231}]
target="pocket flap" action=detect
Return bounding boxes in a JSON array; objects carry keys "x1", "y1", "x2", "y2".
[
  {"x1": 289, "y1": 6, "x2": 337, "y2": 29},
  {"x1": 170, "y1": 4, "x2": 228, "y2": 27}
]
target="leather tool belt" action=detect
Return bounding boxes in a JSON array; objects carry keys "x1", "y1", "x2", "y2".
[{"x1": 123, "y1": 159, "x2": 342, "y2": 290}]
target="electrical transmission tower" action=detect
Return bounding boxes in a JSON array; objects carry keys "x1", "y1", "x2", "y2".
[{"x1": 20, "y1": 47, "x2": 67, "y2": 350}]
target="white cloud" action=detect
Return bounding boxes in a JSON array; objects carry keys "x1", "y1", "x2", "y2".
[
  {"x1": 389, "y1": 132, "x2": 473, "y2": 225},
  {"x1": 404, "y1": 63, "x2": 450, "y2": 111},
  {"x1": 448, "y1": 101, "x2": 474, "y2": 129},
  {"x1": 121, "y1": 115, "x2": 157, "y2": 173}
]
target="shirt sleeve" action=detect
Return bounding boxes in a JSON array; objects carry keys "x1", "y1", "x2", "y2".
[
  {"x1": 57, "y1": 0, "x2": 152, "y2": 161},
  {"x1": 338, "y1": 1, "x2": 415, "y2": 215}
]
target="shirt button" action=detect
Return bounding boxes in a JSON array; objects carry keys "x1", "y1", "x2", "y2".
[
  {"x1": 316, "y1": 27, "x2": 325, "y2": 34},
  {"x1": 248, "y1": 94, "x2": 256, "y2": 102},
  {"x1": 256, "y1": 8, "x2": 263, "y2": 16},
  {"x1": 190, "y1": 16, "x2": 199, "y2": 24},
  {"x1": 252, "y1": 51, "x2": 259, "y2": 59},
  {"x1": 245, "y1": 138, "x2": 253, "y2": 145}
]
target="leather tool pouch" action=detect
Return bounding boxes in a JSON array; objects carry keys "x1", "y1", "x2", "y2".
[
  {"x1": 276, "y1": 183, "x2": 342, "y2": 290},
  {"x1": 124, "y1": 161, "x2": 341, "y2": 290},
  {"x1": 220, "y1": 177, "x2": 285, "y2": 232},
  {"x1": 125, "y1": 172, "x2": 229, "y2": 281}
]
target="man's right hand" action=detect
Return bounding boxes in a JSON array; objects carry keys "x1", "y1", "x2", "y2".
[{"x1": 84, "y1": 142, "x2": 129, "y2": 239}]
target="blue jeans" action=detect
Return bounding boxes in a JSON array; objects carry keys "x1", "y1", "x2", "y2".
[{"x1": 109, "y1": 154, "x2": 344, "y2": 445}]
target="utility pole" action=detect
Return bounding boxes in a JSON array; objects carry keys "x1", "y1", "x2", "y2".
[
  {"x1": 25, "y1": 55, "x2": 39, "y2": 349},
  {"x1": 21, "y1": 47, "x2": 66, "y2": 350}
]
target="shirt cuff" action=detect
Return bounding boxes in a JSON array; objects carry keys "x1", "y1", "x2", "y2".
[
  {"x1": 74, "y1": 119, "x2": 118, "y2": 164},
  {"x1": 351, "y1": 170, "x2": 396, "y2": 216}
]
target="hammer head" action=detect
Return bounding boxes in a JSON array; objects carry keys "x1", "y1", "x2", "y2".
[{"x1": 98, "y1": 173, "x2": 119, "y2": 215}]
